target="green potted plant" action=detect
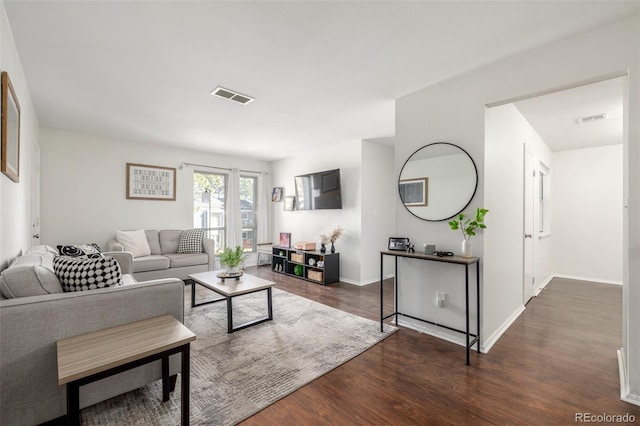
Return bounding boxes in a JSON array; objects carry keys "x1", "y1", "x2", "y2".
[
  {"x1": 219, "y1": 246, "x2": 247, "y2": 274},
  {"x1": 448, "y1": 208, "x2": 489, "y2": 257}
]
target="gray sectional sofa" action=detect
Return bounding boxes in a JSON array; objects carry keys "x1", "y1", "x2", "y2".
[
  {"x1": 107, "y1": 229, "x2": 216, "y2": 281},
  {"x1": 0, "y1": 245, "x2": 186, "y2": 425}
]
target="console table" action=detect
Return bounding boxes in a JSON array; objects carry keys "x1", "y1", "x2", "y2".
[{"x1": 380, "y1": 250, "x2": 480, "y2": 365}]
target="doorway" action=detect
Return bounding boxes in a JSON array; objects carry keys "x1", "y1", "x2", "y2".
[{"x1": 514, "y1": 76, "x2": 624, "y2": 293}]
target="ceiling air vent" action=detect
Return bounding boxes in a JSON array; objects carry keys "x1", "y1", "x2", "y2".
[
  {"x1": 575, "y1": 113, "x2": 607, "y2": 124},
  {"x1": 210, "y1": 86, "x2": 254, "y2": 105}
]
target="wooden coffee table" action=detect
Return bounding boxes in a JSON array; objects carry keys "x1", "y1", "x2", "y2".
[
  {"x1": 189, "y1": 270, "x2": 275, "y2": 333},
  {"x1": 57, "y1": 315, "x2": 196, "y2": 425}
]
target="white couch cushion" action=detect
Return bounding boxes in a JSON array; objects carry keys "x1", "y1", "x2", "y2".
[
  {"x1": 159, "y1": 230, "x2": 182, "y2": 254},
  {"x1": 115, "y1": 230, "x2": 151, "y2": 258},
  {"x1": 133, "y1": 255, "x2": 171, "y2": 273},
  {"x1": 145, "y1": 230, "x2": 162, "y2": 255},
  {"x1": 0, "y1": 259, "x2": 63, "y2": 298},
  {"x1": 165, "y1": 253, "x2": 209, "y2": 268}
]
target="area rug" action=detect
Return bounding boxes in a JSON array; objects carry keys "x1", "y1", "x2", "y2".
[{"x1": 81, "y1": 287, "x2": 397, "y2": 425}]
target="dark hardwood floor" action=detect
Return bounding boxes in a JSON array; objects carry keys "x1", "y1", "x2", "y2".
[{"x1": 240, "y1": 267, "x2": 640, "y2": 425}]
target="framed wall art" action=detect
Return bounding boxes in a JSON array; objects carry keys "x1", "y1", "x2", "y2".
[
  {"x1": 1, "y1": 71, "x2": 20, "y2": 183},
  {"x1": 126, "y1": 163, "x2": 176, "y2": 201},
  {"x1": 399, "y1": 177, "x2": 428, "y2": 207},
  {"x1": 272, "y1": 187, "x2": 283, "y2": 202},
  {"x1": 284, "y1": 196, "x2": 295, "y2": 211}
]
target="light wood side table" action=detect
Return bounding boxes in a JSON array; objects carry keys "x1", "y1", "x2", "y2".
[{"x1": 57, "y1": 314, "x2": 196, "y2": 425}]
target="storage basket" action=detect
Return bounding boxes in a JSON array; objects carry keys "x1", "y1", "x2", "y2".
[
  {"x1": 308, "y1": 270, "x2": 323, "y2": 282},
  {"x1": 290, "y1": 253, "x2": 304, "y2": 263}
]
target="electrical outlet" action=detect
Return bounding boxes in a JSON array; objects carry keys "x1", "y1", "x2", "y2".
[{"x1": 435, "y1": 291, "x2": 446, "y2": 308}]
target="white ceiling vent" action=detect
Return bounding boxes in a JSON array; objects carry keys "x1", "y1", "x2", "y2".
[
  {"x1": 574, "y1": 113, "x2": 608, "y2": 124},
  {"x1": 210, "y1": 86, "x2": 254, "y2": 105}
]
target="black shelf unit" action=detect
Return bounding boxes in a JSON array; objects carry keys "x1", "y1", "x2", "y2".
[{"x1": 271, "y1": 246, "x2": 339, "y2": 285}]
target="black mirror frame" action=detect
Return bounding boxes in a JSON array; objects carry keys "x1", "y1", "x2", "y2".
[{"x1": 398, "y1": 142, "x2": 478, "y2": 222}]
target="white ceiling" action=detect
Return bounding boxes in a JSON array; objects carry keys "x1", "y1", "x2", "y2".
[
  {"x1": 514, "y1": 77, "x2": 624, "y2": 152},
  {"x1": 4, "y1": 1, "x2": 638, "y2": 161}
]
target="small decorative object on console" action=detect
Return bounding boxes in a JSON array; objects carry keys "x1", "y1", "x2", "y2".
[
  {"x1": 448, "y1": 208, "x2": 489, "y2": 258},
  {"x1": 388, "y1": 237, "x2": 410, "y2": 251}
]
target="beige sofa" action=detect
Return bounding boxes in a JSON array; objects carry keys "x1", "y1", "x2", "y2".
[
  {"x1": 107, "y1": 229, "x2": 215, "y2": 281},
  {"x1": 0, "y1": 245, "x2": 185, "y2": 425}
]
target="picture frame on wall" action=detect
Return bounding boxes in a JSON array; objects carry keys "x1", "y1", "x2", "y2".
[
  {"x1": 399, "y1": 177, "x2": 428, "y2": 206},
  {"x1": 284, "y1": 196, "x2": 295, "y2": 211},
  {"x1": 126, "y1": 163, "x2": 177, "y2": 201},
  {"x1": 279, "y1": 232, "x2": 291, "y2": 248},
  {"x1": 272, "y1": 187, "x2": 283, "y2": 202},
  {"x1": 1, "y1": 71, "x2": 20, "y2": 183}
]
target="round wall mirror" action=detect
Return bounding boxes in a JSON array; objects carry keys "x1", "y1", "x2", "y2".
[{"x1": 399, "y1": 142, "x2": 478, "y2": 221}]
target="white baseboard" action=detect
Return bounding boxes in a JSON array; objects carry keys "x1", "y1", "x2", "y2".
[
  {"x1": 617, "y1": 348, "x2": 640, "y2": 407},
  {"x1": 534, "y1": 275, "x2": 554, "y2": 295},
  {"x1": 482, "y1": 304, "x2": 526, "y2": 353},
  {"x1": 396, "y1": 317, "x2": 482, "y2": 352},
  {"x1": 618, "y1": 348, "x2": 629, "y2": 399},
  {"x1": 339, "y1": 277, "x2": 362, "y2": 286},
  {"x1": 553, "y1": 273, "x2": 622, "y2": 286}
]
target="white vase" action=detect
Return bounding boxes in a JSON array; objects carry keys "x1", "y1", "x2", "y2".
[
  {"x1": 226, "y1": 265, "x2": 239, "y2": 275},
  {"x1": 461, "y1": 240, "x2": 472, "y2": 258}
]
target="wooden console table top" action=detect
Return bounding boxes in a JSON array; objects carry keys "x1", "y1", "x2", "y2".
[
  {"x1": 57, "y1": 314, "x2": 195, "y2": 385},
  {"x1": 380, "y1": 250, "x2": 479, "y2": 265}
]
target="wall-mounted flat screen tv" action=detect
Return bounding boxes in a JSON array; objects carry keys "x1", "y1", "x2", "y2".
[{"x1": 294, "y1": 168, "x2": 342, "y2": 210}]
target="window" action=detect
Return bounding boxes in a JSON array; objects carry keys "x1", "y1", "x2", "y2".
[
  {"x1": 240, "y1": 175, "x2": 257, "y2": 252},
  {"x1": 193, "y1": 171, "x2": 257, "y2": 253},
  {"x1": 193, "y1": 172, "x2": 226, "y2": 253}
]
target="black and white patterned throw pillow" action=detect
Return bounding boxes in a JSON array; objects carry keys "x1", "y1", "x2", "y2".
[
  {"x1": 178, "y1": 229, "x2": 204, "y2": 254},
  {"x1": 53, "y1": 255, "x2": 122, "y2": 292},
  {"x1": 57, "y1": 243, "x2": 102, "y2": 258}
]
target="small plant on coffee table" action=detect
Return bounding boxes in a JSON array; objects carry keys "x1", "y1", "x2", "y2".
[{"x1": 219, "y1": 246, "x2": 247, "y2": 274}]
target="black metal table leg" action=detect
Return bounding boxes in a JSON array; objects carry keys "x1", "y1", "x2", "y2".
[
  {"x1": 66, "y1": 382, "x2": 80, "y2": 425},
  {"x1": 226, "y1": 296, "x2": 233, "y2": 333},
  {"x1": 394, "y1": 255, "x2": 398, "y2": 326},
  {"x1": 380, "y1": 252, "x2": 384, "y2": 332},
  {"x1": 477, "y1": 261, "x2": 481, "y2": 353},
  {"x1": 465, "y1": 264, "x2": 470, "y2": 365},
  {"x1": 162, "y1": 355, "x2": 170, "y2": 401},
  {"x1": 181, "y1": 344, "x2": 190, "y2": 426}
]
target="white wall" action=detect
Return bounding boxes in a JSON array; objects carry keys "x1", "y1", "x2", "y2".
[
  {"x1": 0, "y1": 1, "x2": 40, "y2": 270},
  {"x1": 485, "y1": 103, "x2": 554, "y2": 310},
  {"x1": 395, "y1": 16, "x2": 639, "y2": 398},
  {"x1": 360, "y1": 139, "x2": 395, "y2": 284},
  {"x1": 271, "y1": 140, "x2": 362, "y2": 283},
  {"x1": 552, "y1": 145, "x2": 623, "y2": 284},
  {"x1": 39, "y1": 127, "x2": 271, "y2": 254}
]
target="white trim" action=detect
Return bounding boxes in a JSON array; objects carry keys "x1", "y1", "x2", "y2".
[
  {"x1": 618, "y1": 348, "x2": 629, "y2": 399},
  {"x1": 553, "y1": 273, "x2": 622, "y2": 286},
  {"x1": 482, "y1": 304, "x2": 526, "y2": 353},
  {"x1": 534, "y1": 274, "x2": 554, "y2": 296},
  {"x1": 617, "y1": 348, "x2": 640, "y2": 406},
  {"x1": 397, "y1": 317, "x2": 484, "y2": 352},
  {"x1": 340, "y1": 277, "x2": 363, "y2": 286}
]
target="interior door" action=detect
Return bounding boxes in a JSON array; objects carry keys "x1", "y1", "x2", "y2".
[{"x1": 523, "y1": 145, "x2": 535, "y2": 304}]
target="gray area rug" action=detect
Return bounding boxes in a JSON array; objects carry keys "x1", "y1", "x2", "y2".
[{"x1": 81, "y1": 286, "x2": 397, "y2": 425}]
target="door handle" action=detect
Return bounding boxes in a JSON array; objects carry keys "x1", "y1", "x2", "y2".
[
  {"x1": 33, "y1": 234, "x2": 40, "y2": 239},
  {"x1": 524, "y1": 233, "x2": 532, "y2": 239}
]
